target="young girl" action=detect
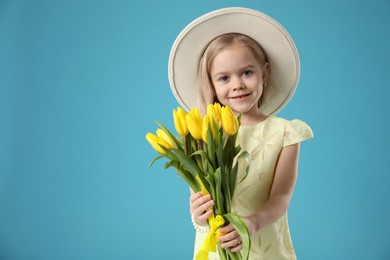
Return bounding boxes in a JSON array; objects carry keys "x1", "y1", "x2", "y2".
[{"x1": 168, "y1": 7, "x2": 313, "y2": 259}]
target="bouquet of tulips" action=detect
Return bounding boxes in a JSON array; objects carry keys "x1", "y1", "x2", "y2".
[{"x1": 146, "y1": 103, "x2": 251, "y2": 260}]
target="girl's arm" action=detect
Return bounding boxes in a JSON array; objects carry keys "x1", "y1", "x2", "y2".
[
  {"x1": 245, "y1": 142, "x2": 300, "y2": 235},
  {"x1": 218, "y1": 143, "x2": 300, "y2": 251}
]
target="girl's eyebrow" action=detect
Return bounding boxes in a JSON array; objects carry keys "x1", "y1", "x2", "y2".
[
  {"x1": 212, "y1": 64, "x2": 257, "y2": 78},
  {"x1": 242, "y1": 64, "x2": 256, "y2": 69},
  {"x1": 212, "y1": 71, "x2": 228, "y2": 78}
]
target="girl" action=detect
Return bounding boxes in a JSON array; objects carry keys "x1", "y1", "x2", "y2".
[{"x1": 168, "y1": 7, "x2": 313, "y2": 259}]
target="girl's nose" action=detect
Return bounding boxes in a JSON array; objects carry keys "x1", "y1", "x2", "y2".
[{"x1": 232, "y1": 77, "x2": 245, "y2": 90}]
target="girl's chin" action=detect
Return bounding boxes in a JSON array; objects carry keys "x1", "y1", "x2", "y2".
[{"x1": 229, "y1": 104, "x2": 252, "y2": 113}]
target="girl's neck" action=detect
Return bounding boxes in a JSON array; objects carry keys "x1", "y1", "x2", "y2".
[{"x1": 240, "y1": 110, "x2": 268, "y2": 126}]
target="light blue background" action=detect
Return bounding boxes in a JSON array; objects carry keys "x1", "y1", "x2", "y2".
[{"x1": 1, "y1": 0, "x2": 389, "y2": 259}]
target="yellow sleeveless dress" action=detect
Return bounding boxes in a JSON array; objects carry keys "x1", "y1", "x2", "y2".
[{"x1": 193, "y1": 116, "x2": 314, "y2": 259}]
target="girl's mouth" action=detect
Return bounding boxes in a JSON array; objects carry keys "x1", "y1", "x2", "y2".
[{"x1": 231, "y1": 93, "x2": 250, "y2": 99}]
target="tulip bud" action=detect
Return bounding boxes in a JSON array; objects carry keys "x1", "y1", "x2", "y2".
[
  {"x1": 145, "y1": 132, "x2": 172, "y2": 155},
  {"x1": 186, "y1": 108, "x2": 203, "y2": 140},
  {"x1": 221, "y1": 106, "x2": 238, "y2": 136},
  {"x1": 207, "y1": 104, "x2": 221, "y2": 129},
  {"x1": 202, "y1": 115, "x2": 215, "y2": 143},
  {"x1": 213, "y1": 103, "x2": 222, "y2": 119},
  {"x1": 173, "y1": 107, "x2": 189, "y2": 136},
  {"x1": 156, "y1": 129, "x2": 175, "y2": 148}
]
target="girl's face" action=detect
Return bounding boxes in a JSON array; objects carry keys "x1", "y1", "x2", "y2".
[{"x1": 210, "y1": 45, "x2": 267, "y2": 116}]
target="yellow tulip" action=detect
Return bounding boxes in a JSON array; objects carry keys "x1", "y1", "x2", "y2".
[
  {"x1": 207, "y1": 104, "x2": 221, "y2": 129},
  {"x1": 145, "y1": 129, "x2": 174, "y2": 155},
  {"x1": 186, "y1": 107, "x2": 203, "y2": 140},
  {"x1": 156, "y1": 129, "x2": 175, "y2": 148},
  {"x1": 202, "y1": 115, "x2": 215, "y2": 143},
  {"x1": 221, "y1": 106, "x2": 238, "y2": 136},
  {"x1": 173, "y1": 107, "x2": 189, "y2": 136},
  {"x1": 213, "y1": 103, "x2": 222, "y2": 120}
]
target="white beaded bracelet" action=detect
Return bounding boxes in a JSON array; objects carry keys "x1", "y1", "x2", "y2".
[{"x1": 191, "y1": 213, "x2": 210, "y2": 233}]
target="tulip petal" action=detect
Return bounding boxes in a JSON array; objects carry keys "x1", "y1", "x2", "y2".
[
  {"x1": 221, "y1": 106, "x2": 238, "y2": 136},
  {"x1": 156, "y1": 129, "x2": 174, "y2": 148},
  {"x1": 186, "y1": 109, "x2": 203, "y2": 140},
  {"x1": 145, "y1": 133, "x2": 166, "y2": 154},
  {"x1": 173, "y1": 107, "x2": 189, "y2": 136}
]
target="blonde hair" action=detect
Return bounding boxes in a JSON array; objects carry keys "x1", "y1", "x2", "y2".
[{"x1": 197, "y1": 33, "x2": 269, "y2": 114}]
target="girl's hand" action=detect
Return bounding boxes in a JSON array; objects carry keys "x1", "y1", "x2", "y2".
[
  {"x1": 190, "y1": 191, "x2": 214, "y2": 226},
  {"x1": 218, "y1": 223, "x2": 242, "y2": 252},
  {"x1": 218, "y1": 217, "x2": 257, "y2": 252}
]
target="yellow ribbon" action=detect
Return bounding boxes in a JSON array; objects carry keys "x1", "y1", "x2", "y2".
[
  {"x1": 196, "y1": 214, "x2": 225, "y2": 260},
  {"x1": 195, "y1": 175, "x2": 225, "y2": 260}
]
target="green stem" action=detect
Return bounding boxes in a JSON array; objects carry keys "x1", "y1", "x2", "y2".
[{"x1": 183, "y1": 135, "x2": 188, "y2": 155}]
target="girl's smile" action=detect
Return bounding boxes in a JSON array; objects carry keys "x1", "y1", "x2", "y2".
[{"x1": 229, "y1": 93, "x2": 251, "y2": 100}]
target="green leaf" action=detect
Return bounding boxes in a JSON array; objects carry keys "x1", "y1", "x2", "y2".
[
  {"x1": 164, "y1": 160, "x2": 179, "y2": 169},
  {"x1": 169, "y1": 148, "x2": 202, "y2": 177},
  {"x1": 234, "y1": 145, "x2": 242, "y2": 158},
  {"x1": 184, "y1": 134, "x2": 190, "y2": 155},
  {"x1": 228, "y1": 151, "x2": 251, "y2": 199},
  {"x1": 227, "y1": 250, "x2": 241, "y2": 260},
  {"x1": 237, "y1": 113, "x2": 242, "y2": 125},
  {"x1": 190, "y1": 150, "x2": 213, "y2": 171},
  {"x1": 217, "y1": 245, "x2": 242, "y2": 260},
  {"x1": 176, "y1": 168, "x2": 201, "y2": 192},
  {"x1": 190, "y1": 136, "x2": 197, "y2": 154},
  {"x1": 190, "y1": 150, "x2": 208, "y2": 157},
  {"x1": 217, "y1": 245, "x2": 228, "y2": 260},
  {"x1": 207, "y1": 161, "x2": 214, "y2": 176},
  {"x1": 214, "y1": 168, "x2": 225, "y2": 215},
  {"x1": 161, "y1": 159, "x2": 201, "y2": 192},
  {"x1": 214, "y1": 124, "x2": 221, "y2": 150},
  {"x1": 158, "y1": 146, "x2": 177, "y2": 161},
  {"x1": 236, "y1": 151, "x2": 251, "y2": 184},
  {"x1": 196, "y1": 171, "x2": 212, "y2": 196},
  {"x1": 148, "y1": 155, "x2": 164, "y2": 168},
  {"x1": 234, "y1": 113, "x2": 242, "y2": 144},
  {"x1": 205, "y1": 172, "x2": 216, "y2": 203},
  {"x1": 220, "y1": 163, "x2": 231, "y2": 213},
  {"x1": 229, "y1": 162, "x2": 239, "y2": 200},
  {"x1": 207, "y1": 127, "x2": 216, "y2": 168},
  {"x1": 222, "y1": 136, "x2": 233, "y2": 168},
  {"x1": 216, "y1": 136, "x2": 224, "y2": 170},
  {"x1": 224, "y1": 213, "x2": 251, "y2": 260}
]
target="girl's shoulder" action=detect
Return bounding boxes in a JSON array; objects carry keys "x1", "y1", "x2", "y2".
[
  {"x1": 267, "y1": 115, "x2": 312, "y2": 129},
  {"x1": 269, "y1": 116, "x2": 314, "y2": 146}
]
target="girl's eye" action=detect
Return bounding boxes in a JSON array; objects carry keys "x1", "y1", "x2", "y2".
[
  {"x1": 242, "y1": 70, "x2": 253, "y2": 77},
  {"x1": 218, "y1": 76, "x2": 229, "y2": 82}
]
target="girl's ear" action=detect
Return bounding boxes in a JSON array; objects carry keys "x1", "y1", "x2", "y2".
[{"x1": 262, "y1": 62, "x2": 270, "y2": 84}]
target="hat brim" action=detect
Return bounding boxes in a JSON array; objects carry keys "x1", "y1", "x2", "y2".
[{"x1": 168, "y1": 7, "x2": 300, "y2": 115}]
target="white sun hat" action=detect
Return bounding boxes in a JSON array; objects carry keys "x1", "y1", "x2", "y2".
[{"x1": 168, "y1": 7, "x2": 300, "y2": 115}]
